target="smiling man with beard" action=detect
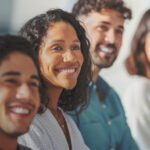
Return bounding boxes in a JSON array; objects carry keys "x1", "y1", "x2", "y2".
[
  {"x1": 69, "y1": 0, "x2": 139, "y2": 149},
  {"x1": 0, "y1": 35, "x2": 40, "y2": 150}
]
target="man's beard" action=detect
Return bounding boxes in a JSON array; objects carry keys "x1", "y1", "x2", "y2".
[
  {"x1": 92, "y1": 43, "x2": 118, "y2": 68},
  {"x1": 96, "y1": 55, "x2": 117, "y2": 69}
]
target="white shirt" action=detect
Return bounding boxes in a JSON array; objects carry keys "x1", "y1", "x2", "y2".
[
  {"x1": 122, "y1": 76, "x2": 150, "y2": 150},
  {"x1": 18, "y1": 109, "x2": 89, "y2": 150}
]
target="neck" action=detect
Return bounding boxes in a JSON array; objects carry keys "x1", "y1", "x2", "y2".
[
  {"x1": 92, "y1": 64, "x2": 101, "y2": 83},
  {"x1": 0, "y1": 134, "x2": 17, "y2": 150},
  {"x1": 46, "y1": 86, "x2": 63, "y2": 111}
]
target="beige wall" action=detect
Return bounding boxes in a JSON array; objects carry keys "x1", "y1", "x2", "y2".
[{"x1": 11, "y1": 0, "x2": 60, "y2": 32}]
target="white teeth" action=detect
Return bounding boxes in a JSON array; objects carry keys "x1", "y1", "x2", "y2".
[
  {"x1": 60, "y1": 69, "x2": 75, "y2": 73},
  {"x1": 11, "y1": 108, "x2": 29, "y2": 114},
  {"x1": 100, "y1": 47, "x2": 113, "y2": 53}
]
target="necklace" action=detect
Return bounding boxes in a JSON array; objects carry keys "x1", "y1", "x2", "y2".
[
  {"x1": 50, "y1": 107, "x2": 72, "y2": 150},
  {"x1": 50, "y1": 107, "x2": 65, "y2": 129}
]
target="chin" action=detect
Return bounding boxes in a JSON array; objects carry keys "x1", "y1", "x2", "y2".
[
  {"x1": 2, "y1": 129, "x2": 27, "y2": 138},
  {"x1": 64, "y1": 81, "x2": 77, "y2": 90},
  {"x1": 13, "y1": 125, "x2": 30, "y2": 136}
]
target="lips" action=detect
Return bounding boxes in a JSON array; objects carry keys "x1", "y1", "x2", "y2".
[
  {"x1": 96, "y1": 44, "x2": 116, "y2": 54},
  {"x1": 56, "y1": 68, "x2": 76, "y2": 73},
  {"x1": 10, "y1": 107, "x2": 29, "y2": 115},
  {"x1": 7, "y1": 102, "x2": 35, "y2": 116},
  {"x1": 100, "y1": 47, "x2": 113, "y2": 53},
  {"x1": 55, "y1": 65, "x2": 78, "y2": 75}
]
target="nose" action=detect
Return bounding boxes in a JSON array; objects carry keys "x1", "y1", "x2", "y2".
[
  {"x1": 63, "y1": 50, "x2": 76, "y2": 62},
  {"x1": 16, "y1": 83, "x2": 31, "y2": 100},
  {"x1": 105, "y1": 29, "x2": 116, "y2": 44}
]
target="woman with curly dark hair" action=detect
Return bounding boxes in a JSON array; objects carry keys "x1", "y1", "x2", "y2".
[
  {"x1": 18, "y1": 9, "x2": 91, "y2": 150},
  {"x1": 123, "y1": 9, "x2": 150, "y2": 150}
]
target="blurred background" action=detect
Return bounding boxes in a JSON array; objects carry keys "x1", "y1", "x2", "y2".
[{"x1": 0, "y1": 0, "x2": 150, "y2": 98}]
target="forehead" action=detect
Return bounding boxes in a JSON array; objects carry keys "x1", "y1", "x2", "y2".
[
  {"x1": 0, "y1": 52, "x2": 38, "y2": 77},
  {"x1": 81, "y1": 8, "x2": 124, "y2": 28},
  {"x1": 45, "y1": 22, "x2": 79, "y2": 41}
]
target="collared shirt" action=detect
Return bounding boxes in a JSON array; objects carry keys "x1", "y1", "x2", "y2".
[
  {"x1": 18, "y1": 109, "x2": 90, "y2": 150},
  {"x1": 70, "y1": 76, "x2": 139, "y2": 150}
]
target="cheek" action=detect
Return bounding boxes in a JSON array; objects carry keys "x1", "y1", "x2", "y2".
[
  {"x1": 0, "y1": 88, "x2": 11, "y2": 103},
  {"x1": 145, "y1": 36, "x2": 150, "y2": 62},
  {"x1": 145, "y1": 48, "x2": 150, "y2": 62},
  {"x1": 35, "y1": 95, "x2": 40, "y2": 110},
  {"x1": 33, "y1": 89, "x2": 40, "y2": 103},
  {"x1": 38, "y1": 55, "x2": 55, "y2": 77},
  {"x1": 77, "y1": 52, "x2": 84, "y2": 67},
  {"x1": 116, "y1": 36, "x2": 122, "y2": 50}
]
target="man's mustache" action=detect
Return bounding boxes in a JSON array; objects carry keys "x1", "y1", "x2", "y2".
[{"x1": 96, "y1": 43, "x2": 117, "y2": 52}]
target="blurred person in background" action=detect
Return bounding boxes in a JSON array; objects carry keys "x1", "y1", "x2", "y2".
[
  {"x1": 0, "y1": 35, "x2": 40, "y2": 150},
  {"x1": 18, "y1": 9, "x2": 91, "y2": 150},
  {"x1": 68, "y1": 0, "x2": 139, "y2": 149},
  {"x1": 123, "y1": 9, "x2": 150, "y2": 150}
]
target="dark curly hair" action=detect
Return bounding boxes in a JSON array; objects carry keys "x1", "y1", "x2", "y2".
[
  {"x1": 19, "y1": 9, "x2": 91, "y2": 113},
  {"x1": 0, "y1": 35, "x2": 43, "y2": 113},
  {"x1": 72, "y1": 0, "x2": 132, "y2": 20},
  {"x1": 125, "y1": 9, "x2": 150, "y2": 76}
]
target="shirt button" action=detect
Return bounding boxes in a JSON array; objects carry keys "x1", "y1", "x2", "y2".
[
  {"x1": 108, "y1": 121, "x2": 112, "y2": 125},
  {"x1": 102, "y1": 104, "x2": 107, "y2": 109}
]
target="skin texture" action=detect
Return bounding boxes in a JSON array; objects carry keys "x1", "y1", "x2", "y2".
[
  {"x1": 38, "y1": 22, "x2": 83, "y2": 108},
  {"x1": 145, "y1": 32, "x2": 150, "y2": 63},
  {"x1": 79, "y1": 8, "x2": 124, "y2": 81},
  {"x1": 0, "y1": 52, "x2": 40, "y2": 150}
]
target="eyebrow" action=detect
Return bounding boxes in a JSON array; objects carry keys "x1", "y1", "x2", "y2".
[
  {"x1": 51, "y1": 40, "x2": 64, "y2": 43},
  {"x1": 2, "y1": 71, "x2": 20, "y2": 76},
  {"x1": 99, "y1": 21, "x2": 124, "y2": 29},
  {"x1": 73, "y1": 39, "x2": 80, "y2": 43},
  {"x1": 1, "y1": 71, "x2": 39, "y2": 81},
  {"x1": 51, "y1": 39, "x2": 80, "y2": 43}
]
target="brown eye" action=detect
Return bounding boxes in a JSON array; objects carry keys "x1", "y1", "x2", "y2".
[
  {"x1": 71, "y1": 45, "x2": 81, "y2": 51},
  {"x1": 29, "y1": 82, "x2": 39, "y2": 88},
  {"x1": 116, "y1": 29, "x2": 123, "y2": 35},
  {"x1": 98, "y1": 25, "x2": 108, "y2": 31},
  {"x1": 51, "y1": 45, "x2": 63, "y2": 51},
  {"x1": 5, "y1": 79, "x2": 18, "y2": 84}
]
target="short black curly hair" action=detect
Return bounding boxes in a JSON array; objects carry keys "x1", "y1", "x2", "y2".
[
  {"x1": 0, "y1": 35, "x2": 44, "y2": 113},
  {"x1": 19, "y1": 9, "x2": 91, "y2": 113},
  {"x1": 72, "y1": 0, "x2": 132, "y2": 20}
]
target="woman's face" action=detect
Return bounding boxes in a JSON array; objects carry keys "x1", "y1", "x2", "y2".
[
  {"x1": 38, "y1": 22, "x2": 83, "y2": 90},
  {"x1": 145, "y1": 31, "x2": 150, "y2": 62}
]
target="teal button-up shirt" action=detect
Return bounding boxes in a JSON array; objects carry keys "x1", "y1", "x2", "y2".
[{"x1": 70, "y1": 76, "x2": 139, "y2": 150}]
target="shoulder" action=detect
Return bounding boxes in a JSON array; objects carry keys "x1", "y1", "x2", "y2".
[
  {"x1": 18, "y1": 109, "x2": 54, "y2": 149},
  {"x1": 97, "y1": 76, "x2": 117, "y2": 93},
  {"x1": 97, "y1": 76, "x2": 110, "y2": 89},
  {"x1": 62, "y1": 111, "x2": 89, "y2": 149},
  {"x1": 124, "y1": 76, "x2": 150, "y2": 97},
  {"x1": 97, "y1": 76, "x2": 120, "y2": 100},
  {"x1": 62, "y1": 110, "x2": 83, "y2": 135},
  {"x1": 30, "y1": 109, "x2": 51, "y2": 132},
  {"x1": 62, "y1": 110, "x2": 78, "y2": 128}
]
